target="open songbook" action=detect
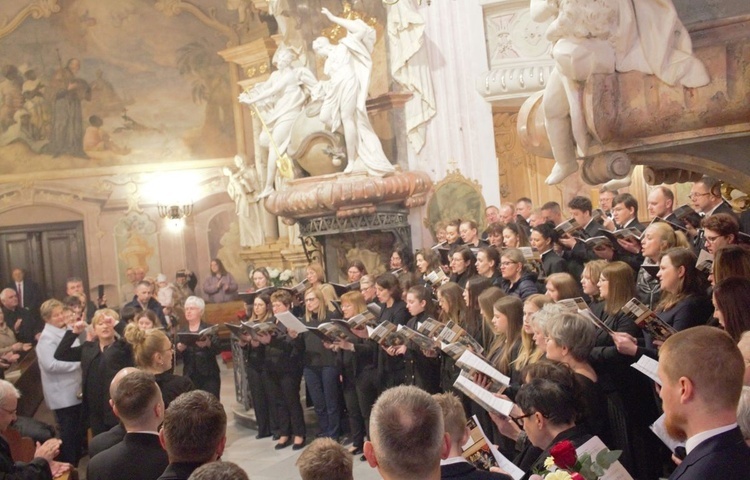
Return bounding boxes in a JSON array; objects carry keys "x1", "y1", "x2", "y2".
[
  {"x1": 554, "y1": 217, "x2": 582, "y2": 237},
  {"x1": 224, "y1": 321, "x2": 276, "y2": 339},
  {"x1": 177, "y1": 325, "x2": 218, "y2": 346},
  {"x1": 329, "y1": 281, "x2": 360, "y2": 297},
  {"x1": 417, "y1": 317, "x2": 445, "y2": 338},
  {"x1": 308, "y1": 322, "x2": 359, "y2": 343},
  {"x1": 455, "y1": 349, "x2": 510, "y2": 394},
  {"x1": 278, "y1": 279, "x2": 309, "y2": 297},
  {"x1": 598, "y1": 226, "x2": 643, "y2": 244},
  {"x1": 424, "y1": 268, "x2": 449, "y2": 287},
  {"x1": 237, "y1": 286, "x2": 277, "y2": 304},
  {"x1": 620, "y1": 298, "x2": 677, "y2": 343},
  {"x1": 274, "y1": 311, "x2": 308, "y2": 333},
  {"x1": 368, "y1": 321, "x2": 406, "y2": 347},
  {"x1": 453, "y1": 373, "x2": 514, "y2": 417},
  {"x1": 630, "y1": 355, "x2": 661, "y2": 386},
  {"x1": 556, "y1": 297, "x2": 615, "y2": 335},
  {"x1": 673, "y1": 204, "x2": 703, "y2": 229},
  {"x1": 436, "y1": 321, "x2": 484, "y2": 358},
  {"x1": 462, "y1": 415, "x2": 524, "y2": 480},
  {"x1": 396, "y1": 325, "x2": 438, "y2": 351}
]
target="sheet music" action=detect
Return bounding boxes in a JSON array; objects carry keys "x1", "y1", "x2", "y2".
[
  {"x1": 453, "y1": 374, "x2": 513, "y2": 417},
  {"x1": 456, "y1": 350, "x2": 510, "y2": 387},
  {"x1": 630, "y1": 355, "x2": 661, "y2": 386},
  {"x1": 274, "y1": 311, "x2": 308, "y2": 334},
  {"x1": 461, "y1": 415, "x2": 524, "y2": 480},
  {"x1": 576, "y1": 436, "x2": 634, "y2": 480},
  {"x1": 649, "y1": 414, "x2": 684, "y2": 453}
]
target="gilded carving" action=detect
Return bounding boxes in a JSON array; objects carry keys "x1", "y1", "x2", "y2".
[
  {"x1": 0, "y1": 0, "x2": 60, "y2": 40},
  {"x1": 321, "y1": 2, "x2": 377, "y2": 44}
]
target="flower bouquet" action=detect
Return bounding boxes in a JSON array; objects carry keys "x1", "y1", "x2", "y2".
[
  {"x1": 531, "y1": 440, "x2": 622, "y2": 480},
  {"x1": 267, "y1": 267, "x2": 295, "y2": 287}
]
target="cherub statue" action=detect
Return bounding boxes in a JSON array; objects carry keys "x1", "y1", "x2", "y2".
[
  {"x1": 533, "y1": 0, "x2": 709, "y2": 185},
  {"x1": 223, "y1": 154, "x2": 263, "y2": 247},
  {"x1": 238, "y1": 47, "x2": 317, "y2": 198},
  {"x1": 312, "y1": 7, "x2": 395, "y2": 177}
]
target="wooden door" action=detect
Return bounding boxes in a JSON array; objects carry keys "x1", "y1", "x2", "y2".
[{"x1": 0, "y1": 222, "x2": 88, "y2": 300}]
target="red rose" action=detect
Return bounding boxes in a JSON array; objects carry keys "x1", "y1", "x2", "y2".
[
  {"x1": 571, "y1": 473, "x2": 585, "y2": 480},
  {"x1": 549, "y1": 440, "x2": 577, "y2": 470}
]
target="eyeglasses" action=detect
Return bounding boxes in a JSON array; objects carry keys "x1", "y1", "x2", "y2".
[
  {"x1": 704, "y1": 234, "x2": 725, "y2": 244},
  {"x1": 509, "y1": 412, "x2": 534, "y2": 429},
  {"x1": 304, "y1": 298, "x2": 317, "y2": 303},
  {"x1": 0, "y1": 406, "x2": 17, "y2": 415},
  {"x1": 500, "y1": 261, "x2": 517, "y2": 267},
  {"x1": 688, "y1": 192, "x2": 711, "y2": 200}
]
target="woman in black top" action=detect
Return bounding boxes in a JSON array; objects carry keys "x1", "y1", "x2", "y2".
[
  {"x1": 238, "y1": 293, "x2": 278, "y2": 439},
  {"x1": 530, "y1": 222, "x2": 569, "y2": 279},
  {"x1": 54, "y1": 309, "x2": 134, "y2": 435},
  {"x1": 375, "y1": 273, "x2": 409, "y2": 389},
  {"x1": 124, "y1": 324, "x2": 193, "y2": 408},
  {"x1": 476, "y1": 247, "x2": 503, "y2": 288},
  {"x1": 449, "y1": 246, "x2": 477, "y2": 289},
  {"x1": 175, "y1": 296, "x2": 221, "y2": 399},
  {"x1": 300, "y1": 286, "x2": 341, "y2": 439}
]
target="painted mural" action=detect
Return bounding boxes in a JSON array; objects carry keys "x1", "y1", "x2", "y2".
[{"x1": 0, "y1": 0, "x2": 269, "y2": 181}]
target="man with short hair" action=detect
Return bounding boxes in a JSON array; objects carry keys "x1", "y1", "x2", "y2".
[
  {"x1": 65, "y1": 276, "x2": 101, "y2": 323},
  {"x1": 515, "y1": 198, "x2": 533, "y2": 221},
  {"x1": 88, "y1": 367, "x2": 141, "y2": 458},
  {"x1": 364, "y1": 385, "x2": 449, "y2": 480},
  {"x1": 125, "y1": 281, "x2": 166, "y2": 328},
  {"x1": 297, "y1": 437, "x2": 354, "y2": 480},
  {"x1": 6, "y1": 268, "x2": 42, "y2": 319},
  {"x1": 87, "y1": 370, "x2": 168, "y2": 480},
  {"x1": 540, "y1": 201, "x2": 563, "y2": 226},
  {"x1": 646, "y1": 186, "x2": 676, "y2": 221},
  {"x1": 689, "y1": 176, "x2": 735, "y2": 218},
  {"x1": 434, "y1": 392, "x2": 510, "y2": 480},
  {"x1": 498, "y1": 205, "x2": 514, "y2": 225},
  {"x1": 188, "y1": 462, "x2": 249, "y2": 480},
  {"x1": 598, "y1": 188, "x2": 618, "y2": 217},
  {"x1": 485, "y1": 206, "x2": 500, "y2": 226},
  {"x1": 158, "y1": 390, "x2": 227, "y2": 480},
  {"x1": 610, "y1": 193, "x2": 643, "y2": 231},
  {"x1": 658, "y1": 326, "x2": 750, "y2": 479},
  {"x1": 0, "y1": 379, "x2": 69, "y2": 479},
  {"x1": 0, "y1": 287, "x2": 40, "y2": 344}
]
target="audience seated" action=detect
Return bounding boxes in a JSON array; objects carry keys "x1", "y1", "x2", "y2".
[
  {"x1": 433, "y1": 392, "x2": 511, "y2": 480},
  {"x1": 158, "y1": 390, "x2": 227, "y2": 480},
  {"x1": 86, "y1": 370, "x2": 168, "y2": 480},
  {"x1": 364, "y1": 385, "x2": 448, "y2": 480},
  {"x1": 658, "y1": 326, "x2": 750, "y2": 479},
  {"x1": 296, "y1": 437, "x2": 353, "y2": 480}
]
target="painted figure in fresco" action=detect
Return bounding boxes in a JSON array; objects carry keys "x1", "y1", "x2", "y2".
[
  {"x1": 45, "y1": 58, "x2": 91, "y2": 158},
  {"x1": 312, "y1": 8, "x2": 395, "y2": 177},
  {"x1": 239, "y1": 47, "x2": 317, "y2": 198},
  {"x1": 223, "y1": 154, "x2": 263, "y2": 247},
  {"x1": 532, "y1": 0, "x2": 710, "y2": 185}
]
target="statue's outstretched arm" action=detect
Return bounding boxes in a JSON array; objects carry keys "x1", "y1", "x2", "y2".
[{"x1": 239, "y1": 73, "x2": 284, "y2": 106}]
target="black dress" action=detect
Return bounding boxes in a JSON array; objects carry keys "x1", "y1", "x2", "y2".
[
  {"x1": 403, "y1": 311, "x2": 441, "y2": 393},
  {"x1": 377, "y1": 300, "x2": 409, "y2": 389}
]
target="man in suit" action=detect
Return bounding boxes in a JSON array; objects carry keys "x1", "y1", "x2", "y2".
[
  {"x1": 0, "y1": 379, "x2": 69, "y2": 479},
  {"x1": 157, "y1": 390, "x2": 227, "y2": 480},
  {"x1": 598, "y1": 187, "x2": 617, "y2": 218},
  {"x1": 124, "y1": 281, "x2": 167, "y2": 328},
  {"x1": 647, "y1": 186, "x2": 676, "y2": 222},
  {"x1": 0, "y1": 287, "x2": 41, "y2": 344},
  {"x1": 689, "y1": 176, "x2": 736, "y2": 219},
  {"x1": 87, "y1": 370, "x2": 168, "y2": 480},
  {"x1": 659, "y1": 326, "x2": 750, "y2": 479},
  {"x1": 433, "y1": 392, "x2": 510, "y2": 480},
  {"x1": 7, "y1": 268, "x2": 43, "y2": 319},
  {"x1": 364, "y1": 385, "x2": 449, "y2": 480}
]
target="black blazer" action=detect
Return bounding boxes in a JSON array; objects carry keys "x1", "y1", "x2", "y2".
[
  {"x1": 157, "y1": 462, "x2": 204, "y2": 480},
  {"x1": 441, "y1": 460, "x2": 511, "y2": 480},
  {"x1": 669, "y1": 427, "x2": 750, "y2": 480},
  {"x1": 0, "y1": 434, "x2": 52, "y2": 479},
  {"x1": 86, "y1": 432, "x2": 168, "y2": 480},
  {"x1": 155, "y1": 372, "x2": 194, "y2": 408},
  {"x1": 88, "y1": 423, "x2": 126, "y2": 459},
  {"x1": 540, "y1": 250, "x2": 568, "y2": 278},
  {"x1": 54, "y1": 326, "x2": 134, "y2": 430}
]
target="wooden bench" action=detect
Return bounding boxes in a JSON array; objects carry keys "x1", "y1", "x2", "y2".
[{"x1": 4, "y1": 427, "x2": 77, "y2": 480}]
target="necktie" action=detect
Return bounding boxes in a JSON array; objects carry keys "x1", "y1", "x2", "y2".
[{"x1": 17, "y1": 283, "x2": 23, "y2": 308}]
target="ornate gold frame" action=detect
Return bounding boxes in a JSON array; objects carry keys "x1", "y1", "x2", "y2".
[{"x1": 423, "y1": 170, "x2": 487, "y2": 241}]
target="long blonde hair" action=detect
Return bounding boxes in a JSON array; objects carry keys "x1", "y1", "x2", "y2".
[
  {"x1": 303, "y1": 286, "x2": 328, "y2": 322},
  {"x1": 514, "y1": 295, "x2": 552, "y2": 370}
]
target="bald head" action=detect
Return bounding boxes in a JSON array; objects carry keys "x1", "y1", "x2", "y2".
[{"x1": 109, "y1": 367, "x2": 140, "y2": 399}]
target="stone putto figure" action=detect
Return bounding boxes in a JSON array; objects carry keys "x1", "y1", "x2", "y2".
[
  {"x1": 533, "y1": 0, "x2": 710, "y2": 185},
  {"x1": 238, "y1": 47, "x2": 317, "y2": 198},
  {"x1": 312, "y1": 7, "x2": 396, "y2": 177}
]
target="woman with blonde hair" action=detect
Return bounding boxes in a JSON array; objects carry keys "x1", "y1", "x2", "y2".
[
  {"x1": 300, "y1": 286, "x2": 341, "y2": 439},
  {"x1": 499, "y1": 248, "x2": 539, "y2": 300},
  {"x1": 124, "y1": 323, "x2": 193, "y2": 408},
  {"x1": 515, "y1": 294, "x2": 552, "y2": 371},
  {"x1": 544, "y1": 272, "x2": 581, "y2": 302},
  {"x1": 306, "y1": 263, "x2": 337, "y2": 312},
  {"x1": 636, "y1": 221, "x2": 689, "y2": 309},
  {"x1": 581, "y1": 260, "x2": 607, "y2": 316},
  {"x1": 54, "y1": 308, "x2": 134, "y2": 435}
]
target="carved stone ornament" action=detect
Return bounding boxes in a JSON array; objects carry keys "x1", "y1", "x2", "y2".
[
  {"x1": 262, "y1": 170, "x2": 432, "y2": 224},
  {"x1": 0, "y1": 0, "x2": 61, "y2": 39}
]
